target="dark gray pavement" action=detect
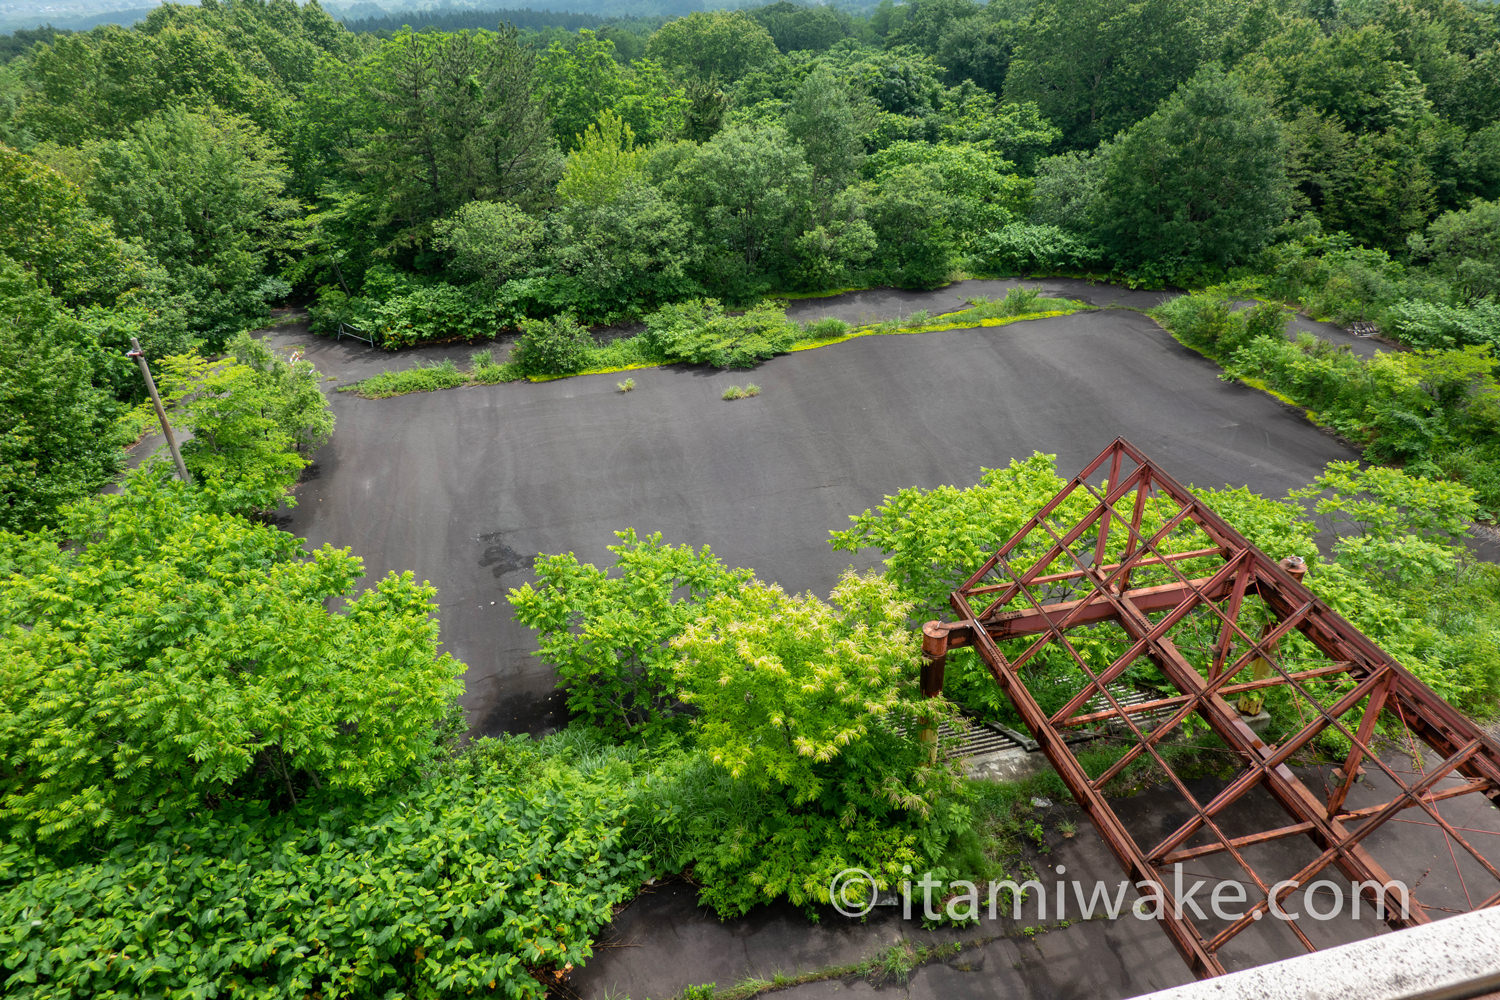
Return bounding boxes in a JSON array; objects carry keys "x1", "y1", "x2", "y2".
[
  {"x1": 570, "y1": 752, "x2": 1499, "y2": 1000},
  {"x1": 778, "y1": 278, "x2": 1175, "y2": 325},
  {"x1": 263, "y1": 297, "x2": 1360, "y2": 736}
]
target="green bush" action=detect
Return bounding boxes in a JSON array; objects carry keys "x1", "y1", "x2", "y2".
[
  {"x1": 310, "y1": 267, "x2": 516, "y2": 350},
  {"x1": 1152, "y1": 293, "x2": 1287, "y2": 358},
  {"x1": 1382, "y1": 298, "x2": 1500, "y2": 351},
  {"x1": 972, "y1": 222, "x2": 1098, "y2": 275},
  {"x1": 1438, "y1": 447, "x2": 1500, "y2": 519},
  {"x1": 0, "y1": 474, "x2": 463, "y2": 851},
  {"x1": 1254, "y1": 235, "x2": 1415, "y2": 325},
  {"x1": 0, "y1": 733, "x2": 651, "y2": 1000},
  {"x1": 642, "y1": 572, "x2": 967, "y2": 917},
  {"x1": 800, "y1": 317, "x2": 850, "y2": 340},
  {"x1": 0, "y1": 260, "x2": 125, "y2": 533},
  {"x1": 507, "y1": 529, "x2": 754, "y2": 737},
  {"x1": 512, "y1": 312, "x2": 595, "y2": 376},
  {"x1": 640, "y1": 298, "x2": 799, "y2": 368},
  {"x1": 1230, "y1": 334, "x2": 1373, "y2": 420}
]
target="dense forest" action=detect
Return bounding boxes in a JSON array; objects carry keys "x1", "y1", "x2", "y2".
[{"x1": 3, "y1": 1, "x2": 1500, "y2": 996}]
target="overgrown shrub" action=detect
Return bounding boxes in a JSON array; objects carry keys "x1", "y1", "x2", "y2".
[
  {"x1": 800, "y1": 316, "x2": 851, "y2": 340},
  {"x1": 512, "y1": 312, "x2": 595, "y2": 376},
  {"x1": 507, "y1": 529, "x2": 754, "y2": 737},
  {"x1": 1253, "y1": 235, "x2": 1415, "y2": 325},
  {"x1": 1382, "y1": 298, "x2": 1500, "y2": 350},
  {"x1": 0, "y1": 733, "x2": 650, "y2": 999},
  {"x1": 973, "y1": 222, "x2": 1098, "y2": 275},
  {"x1": 1152, "y1": 293, "x2": 1287, "y2": 357},
  {"x1": 0, "y1": 474, "x2": 463, "y2": 851},
  {"x1": 640, "y1": 298, "x2": 799, "y2": 368},
  {"x1": 642, "y1": 572, "x2": 966, "y2": 916},
  {"x1": 309, "y1": 266, "x2": 516, "y2": 349},
  {"x1": 349, "y1": 358, "x2": 469, "y2": 398}
]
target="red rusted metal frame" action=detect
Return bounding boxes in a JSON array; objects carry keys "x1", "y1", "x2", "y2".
[
  {"x1": 931, "y1": 438, "x2": 1500, "y2": 978},
  {"x1": 954, "y1": 594, "x2": 1228, "y2": 977},
  {"x1": 1061, "y1": 661, "x2": 1356, "y2": 729},
  {"x1": 1066, "y1": 461, "x2": 1494, "y2": 931}
]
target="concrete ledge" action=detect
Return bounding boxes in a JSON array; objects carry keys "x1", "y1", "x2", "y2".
[{"x1": 1130, "y1": 908, "x2": 1500, "y2": 1000}]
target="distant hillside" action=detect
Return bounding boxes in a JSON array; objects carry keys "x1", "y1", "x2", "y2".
[
  {"x1": 327, "y1": 0, "x2": 749, "y2": 23},
  {"x1": 339, "y1": 6, "x2": 607, "y2": 34},
  {"x1": 0, "y1": 0, "x2": 761, "y2": 36},
  {"x1": 0, "y1": 5, "x2": 154, "y2": 33}
]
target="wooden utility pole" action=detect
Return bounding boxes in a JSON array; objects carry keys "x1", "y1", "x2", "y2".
[{"x1": 126, "y1": 337, "x2": 191, "y2": 484}]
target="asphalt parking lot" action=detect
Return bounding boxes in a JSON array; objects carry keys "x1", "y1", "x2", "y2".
[{"x1": 268, "y1": 284, "x2": 1362, "y2": 734}]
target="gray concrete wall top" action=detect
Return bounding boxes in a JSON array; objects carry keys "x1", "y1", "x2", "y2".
[{"x1": 1130, "y1": 908, "x2": 1500, "y2": 1000}]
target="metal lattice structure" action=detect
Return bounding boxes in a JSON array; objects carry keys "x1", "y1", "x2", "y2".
[{"x1": 919, "y1": 438, "x2": 1500, "y2": 977}]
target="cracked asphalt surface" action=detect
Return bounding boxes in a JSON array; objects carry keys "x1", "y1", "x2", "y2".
[{"x1": 260, "y1": 279, "x2": 1363, "y2": 735}]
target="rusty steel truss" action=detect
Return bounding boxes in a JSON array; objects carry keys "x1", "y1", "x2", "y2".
[{"x1": 920, "y1": 438, "x2": 1500, "y2": 977}]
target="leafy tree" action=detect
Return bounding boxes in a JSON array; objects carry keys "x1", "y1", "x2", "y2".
[
  {"x1": 549, "y1": 179, "x2": 701, "y2": 320},
  {"x1": 0, "y1": 473, "x2": 462, "y2": 850},
  {"x1": 1092, "y1": 66, "x2": 1288, "y2": 277},
  {"x1": 645, "y1": 11, "x2": 779, "y2": 85},
  {"x1": 937, "y1": 94, "x2": 1059, "y2": 173},
  {"x1": 11, "y1": 28, "x2": 166, "y2": 143},
  {"x1": 1412, "y1": 197, "x2": 1500, "y2": 303},
  {"x1": 1289, "y1": 460, "x2": 1477, "y2": 588},
  {"x1": 887, "y1": 0, "x2": 982, "y2": 53},
  {"x1": 351, "y1": 27, "x2": 559, "y2": 249},
  {"x1": 86, "y1": 103, "x2": 294, "y2": 349},
  {"x1": 1030, "y1": 146, "x2": 1108, "y2": 233},
  {"x1": 658, "y1": 122, "x2": 812, "y2": 292},
  {"x1": 1239, "y1": 20, "x2": 1421, "y2": 133},
  {"x1": 537, "y1": 29, "x2": 687, "y2": 148},
  {"x1": 1326, "y1": 123, "x2": 1440, "y2": 250},
  {"x1": 537, "y1": 28, "x2": 627, "y2": 148},
  {"x1": 227, "y1": 332, "x2": 336, "y2": 455},
  {"x1": 932, "y1": 6, "x2": 1019, "y2": 93},
  {"x1": 788, "y1": 189, "x2": 878, "y2": 290},
  {"x1": 662, "y1": 570, "x2": 963, "y2": 915},
  {"x1": 786, "y1": 65, "x2": 870, "y2": 207},
  {"x1": 614, "y1": 56, "x2": 692, "y2": 145},
  {"x1": 673, "y1": 570, "x2": 947, "y2": 799},
  {"x1": 555, "y1": 110, "x2": 642, "y2": 208},
  {"x1": 861, "y1": 162, "x2": 958, "y2": 287},
  {"x1": 508, "y1": 529, "x2": 753, "y2": 736},
  {"x1": 433, "y1": 200, "x2": 545, "y2": 288},
  {"x1": 156, "y1": 334, "x2": 333, "y2": 515},
  {"x1": 748, "y1": 2, "x2": 857, "y2": 53},
  {"x1": 1005, "y1": 0, "x2": 1234, "y2": 148},
  {"x1": 0, "y1": 259, "x2": 123, "y2": 533},
  {"x1": 0, "y1": 143, "x2": 150, "y2": 309},
  {"x1": 866, "y1": 140, "x2": 1029, "y2": 250}
]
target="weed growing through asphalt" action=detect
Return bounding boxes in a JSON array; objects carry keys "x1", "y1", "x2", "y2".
[
  {"x1": 345, "y1": 359, "x2": 468, "y2": 398},
  {"x1": 722, "y1": 384, "x2": 761, "y2": 400},
  {"x1": 617, "y1": 377, "x2": 635, "y2": 392},
  {"x1": 670, "y1": 940, "x2": 964, "y2": 1000}
]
